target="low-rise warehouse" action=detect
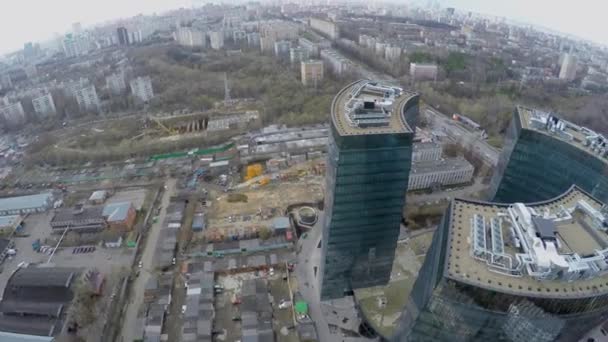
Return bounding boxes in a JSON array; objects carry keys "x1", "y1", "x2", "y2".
[
  {"x1": 0, "y1": 193, "x2": 53, "y2": 216},
  {"x1": 50, "y1": 206, "x2": 106, "y2": 234},
  {"x1": 408, "y1": 157, "x2": 474, "y2": 191}
]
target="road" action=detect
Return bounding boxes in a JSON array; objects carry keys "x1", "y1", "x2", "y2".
[
  {"x1": 408, "y1": 177, "x2": 488, "y2": 204},
  {"x1": 119, "y1": 178, "x2": 177, "y2": 342}
]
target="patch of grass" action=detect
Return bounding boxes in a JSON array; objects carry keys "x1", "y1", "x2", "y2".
[{"x1": 226, "y1": 193, "x2": 248, "y2": 203}]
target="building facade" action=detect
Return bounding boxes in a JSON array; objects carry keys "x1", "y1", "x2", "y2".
[
  {"x1": 319, "y1": 80, "x2": 419, "y2": 300},
  {"x1": 395, "y1": 186, "x2": 608, "y2": 342},
  {"x1": 273, "y1": 40, "x2": 291, "y2": 59},
  {"x1": 559, "y1": 53, "x2": 577, "y2": 81},
  {"x1": 320, "y1": 49, "x2": 351, "y2": 76},
  {"x1": 300, "y1": 60, "x2": 324, "y2": 87},
  {"x1": 489, "y1": 106, "x2": 608, "y2": 204},
  {"x1": 117, "y1": 27, "x2": 129, "y2": 46},
  {"x1": 106, "y1": 72, "x2": 127, "y2": 95},
  {"x1": 309, "y1": 18, "x2": 339, "y2": 40},
  {"x1": 0, "y1": 101, "x2": 26, "y2": 125},
  {"x1": 74, "y1": 85, "x2": 100, "y2": 112},
  {"x1": 130, "y1": 76, "x2": 154, "y2": 103},
  {"x1": 32, "y1": 92, "x2": 56, "y2": 117},
  {"x1": 408, "y1": 158, "x2": 474, "y2": 191},
  {"x1": 412, "y1": 142, "x2": 442, "y2": 162},
  {"x1": 209, "y1": 31, "x2": 224, "y2": 50},
  {"x1": 409, "y1": 63, "x2": 438, "y2": 81}
]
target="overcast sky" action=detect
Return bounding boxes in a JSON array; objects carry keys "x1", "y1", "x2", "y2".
[{"x1": 0, "y1": 0, "x2": 606, "y2": 55}]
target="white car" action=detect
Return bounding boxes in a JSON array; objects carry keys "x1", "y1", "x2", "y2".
[
  {"x1": 138, "y1": 261, "x2": 143, "y2": 269},
  {"x1": 181, "y1": 305, "x2": 187, "y2": 314}
]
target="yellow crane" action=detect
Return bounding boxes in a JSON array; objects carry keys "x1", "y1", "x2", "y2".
[{"x1": 150, "y1": 116, "x2": 178, "y2": 135}]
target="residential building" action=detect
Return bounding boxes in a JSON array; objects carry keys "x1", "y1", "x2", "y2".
[
  {"x1": 395, "y1": 186, "x2": 608, "y2": 342},
  {"x1": 411, "y1": 142, "x2": 442, "y2": 162},
  {"x1": 0, "y1": 101, "x2": 26, "y2": 126},
  {"x1": 274, "y1": 40, "x2": 291, "y2": 59},
  {"x1": 174, "y1": 27, "x2": 206, "y2": 48},
  {"x1": 32, "y1": 92, "x2": 56, "y2": 117},
  {"x1": 246, "y1": 32, "x2": 260, "y2": 48},
  {"x1": 559, "y1": 53, "x2": 577, "y2": 81},
  {"x1": 299, "y1": 37, "x2": 320, "y2": 58},
  {"x1": 409, "y1": 63, "x2": 438, "y2": 81},
  {"x1": 117, "y1": 27, "x2": 129, "y2": 45},
  {"x1": 233, "y1": 30, "x2": 246, "y2": 42},
  {"x1": 385, "y1": 45, "x2": 402, "y2": 61},
  {"x1": 309, "y1": 18, "x2": 339, "y2": 40},
  {"x1": 74, "y1": 85, "x2": 100, "y2": 112},
  {"x1": 489, "y1": 106, "x2": 608, "y2": 204},
  {"x1": 319, "y1": 80, "x2": 419, "y2": 300},
  {"x1": 300, "y1": 60, "x2": 324, "y2": 86},
  {"x1": 0, "y1": 266, "x2": 81, "y2": 339},
  {"x1": 209, "y1": 31, "x2": 224, "y2": 50},
  {"x1": 290, "y1": 47, "x2": 309, "y2": 64},
  {"x1": 320, "y1": 49, "x2": 351, "y2": 76},
  {"x1": 0, "y1": 193, "x2": 53, "y2": 215},
  {"x1": 260, "y1": 36, "x2": 276, "y2": 53},
  {"x1": 62, "y1": 34, "x2": 88, "y2": 58},
  {"x1": 106, "y1": 72, "x2": 127, "y2": 95},
  {"x1": 129, "y1": 76, "x2": 154, "y2": 103},
  {"x1": 408, "y1": 157, "x2": 474, "y2": 190}
]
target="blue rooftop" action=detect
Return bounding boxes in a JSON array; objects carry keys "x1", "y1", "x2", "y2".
[
  {"x1": 0, "y1": 331, "x2": 54, "y2": 342},
  {"x1": 0, "y1": 215, "x2": 21, "y2": 228},
  {"x1": 103, "y1": 202, "x2": 131, "y2": 222},
  {"x1": 0, "y1": 193, "x2": 52, "y2": 212}
]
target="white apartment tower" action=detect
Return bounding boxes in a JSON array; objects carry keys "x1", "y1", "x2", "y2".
[{"x1": 130, "y1": 76, "x2": 154, "y2": 103}]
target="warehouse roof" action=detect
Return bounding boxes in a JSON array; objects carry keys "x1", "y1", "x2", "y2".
[
  {"x1": 0, "y1": 215, "x2": 22, "y2": 228},
  {"x1": 103, "y1": 202, "x2": 132, "y2": 222},
  {"x1": 0, "y1": 193, "x2": 51, "y2": 212},
  {"x1": 8, "y1": 267, "x2": 77, "y2": 288},
  {"x1": 51, "y1": 206, "x2": 104, "y2": 223},
  {"x1": 0, "y1": 330, "x2": 55, "y2": 342}
]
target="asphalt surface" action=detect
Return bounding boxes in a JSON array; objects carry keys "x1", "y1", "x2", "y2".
[{"x1": 119, "y1": 178, "x2": 177, "y2": 342}]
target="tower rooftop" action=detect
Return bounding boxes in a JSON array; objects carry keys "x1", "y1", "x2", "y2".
[{"x1": 331, "y1": 80, "x2": 417, "y2": 136}]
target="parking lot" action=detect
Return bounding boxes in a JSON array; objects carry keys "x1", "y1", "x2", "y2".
[{"x1": 0, "y1": 212, "x2": 135, "y2": 295}]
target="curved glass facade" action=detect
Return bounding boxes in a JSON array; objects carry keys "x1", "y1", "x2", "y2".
[
  {"x1": 394, "y1": 202, "x2": 608, "y2": 342},
  {"x1": 489, "y1": 108, "x2": 608, "y2": 204},
  {"x1": 319, "y1": 124, "x2": 414, "y2": 300}
]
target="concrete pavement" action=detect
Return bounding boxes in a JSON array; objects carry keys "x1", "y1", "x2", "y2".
[{"x1": 119, "y1": 178, "x2": 177, "y2": 342}]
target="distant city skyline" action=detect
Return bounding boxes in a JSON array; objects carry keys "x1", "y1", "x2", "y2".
[{"x1": 0, "y1": 0, "x2": 606, "y2": 56}]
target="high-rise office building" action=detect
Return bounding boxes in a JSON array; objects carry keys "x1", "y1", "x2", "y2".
[
  {"x1": 319, "y1": 80, "x2": 419, "y2": 300},
  {"x1": 559, "y1": 53, "x2": 577, "y2": 81},
  {"x1": 117, "y1": 27, "x2": 130, "y2": 46},
  {"x1": 129, "y1": 76, "x2": 154, "y2": 103},
  {"x1": 489, "y1": 106, "x2": 608, "y2": 204},
  {"x1": 396, "y1": 185, "x2": 608, "y2": 342}
]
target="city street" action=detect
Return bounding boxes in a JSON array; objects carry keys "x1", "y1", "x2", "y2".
[{"x1": 119, "y1": 178, "x2": 177, "y2": 342}]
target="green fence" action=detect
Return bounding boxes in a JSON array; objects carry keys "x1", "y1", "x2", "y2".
[{"x1": 148, "y1": 142, "x2": 236, "y2": 161}]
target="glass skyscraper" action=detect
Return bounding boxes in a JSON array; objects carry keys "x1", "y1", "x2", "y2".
[
  {"x1": 395, "y1": 186, "x2": 608, "y2": 342},
  {"x1": 490, "y1": 106, "x2": 608, "y2": 204},
  {"x1": 319, "y1": 80, "x2": 418, "y2": 300}
]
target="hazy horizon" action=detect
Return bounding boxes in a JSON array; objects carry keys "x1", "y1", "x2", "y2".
[{"x1": 0, "y1": 0, "x2": 606, "y2": 56}]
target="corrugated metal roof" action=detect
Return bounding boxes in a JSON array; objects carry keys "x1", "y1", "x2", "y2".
[
  {"x1": 103, "y1": 202, "x2": 131, "y2": 222},
  {"x1": 0, "y1": 331, "x2": 54, "y2": 342},
  {"x1": 0, "y1": 193, "x2": 51, "y2": 212}
]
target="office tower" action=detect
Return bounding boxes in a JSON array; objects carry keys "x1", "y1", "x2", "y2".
[
  {"x1": 300, "y1": 60, "x2": 324, "y2": 86},
  {"x1": 32, "y1": 92, "x2": 57, "y2": 117},
  {"x1": 117, "y1": 27, "x2": 130, "y2": 46},
  {"x1": 319, "y1": 80, "x2": 419, "y2": 300},
  {"x1": 489, "y1": 106, "x2": 608, "y2": 204},
  {"x1": 129, "y1": 76, "x2": 154, "y2": 103},
  {"x1": 559, "y1": 53, "x2": 577, "y2": 81},
  {"x1": 395, "y1": 186, "x2": 608, "y2": 342},
  {"x1": 74, "y1": 85, "x2": 100, "y2": 112}
]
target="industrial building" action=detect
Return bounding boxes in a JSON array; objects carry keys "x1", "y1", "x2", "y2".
[
  {"x1": 319, "y1": 80, "x2": 419, "y2": 300},
  {"x1": 50, "y1": 206, "x2": 107, "y2": 234},
  {"x1": 0, "y1": 193, "x2": 53, "y2": 215},
  {"x1": 240, "y1": 125, "x2": 328, "y2": 163},
  {"x1": 408, "y1": 157, "x2": 474, "y2": 191},
  {"x1": 102, "y1": 201, "x2": 137, "y2": 231},
  {"x1": 489, "y1": 106, "x2": 608, "y2": 204},
  {"x1": 0, "y1": 266, "x2": 81, "y2": 339},
  {"x1": 411, "y1": 142, "x2": 442, "y2": 162},
  {"x1": 395, "y1": 186, "x2": 608, "y2": 342}
]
